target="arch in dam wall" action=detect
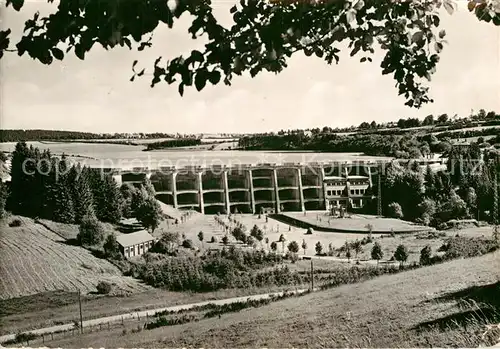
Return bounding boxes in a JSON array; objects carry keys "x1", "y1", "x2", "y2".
[
  {"x1": 204, "y1": 204, "x2": 227, "y2": 215},
  {"x1": 156, "y1": 193, "x2": 174, "y2": 206},
  {"x1": 254, "y1": 190, "x2": 275, "y2": 202},
  {"x1": 304, "y1": 200, "x2": 324, "y2": 211},
  {"x1": 229, "y1": 203, "x2": 252, "y2": 214},
  {"x1": 281, "y1": 201, "x2": 302, "y2": 212},
  {"x1": 278, "y1": 188, "x2": 299, "y2": 201},
  {"x1": 203, "y1": 191, "x2": 225, "y2": 205}
]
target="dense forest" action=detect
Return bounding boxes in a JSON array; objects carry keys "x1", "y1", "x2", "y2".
[
  {"x1": 0, "y1": 129, "x2": 175, "y2": 142},
  {"x1": 373, "y1": 145, "x2": 500, "y2": 226},
  {"x1": 145, "y1": 138, "x2": 202, "y2": 151},
  {"x1": 2, "y1": 142, "x2": 162, "y2": 231}
]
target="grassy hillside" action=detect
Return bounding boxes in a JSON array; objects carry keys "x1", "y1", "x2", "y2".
[
  {"x1": 0, "y1": 216, "x2": 149, "y2": 300},
  {"x1": 44, "y1": 251, "x2": 500, "y2": 348}
]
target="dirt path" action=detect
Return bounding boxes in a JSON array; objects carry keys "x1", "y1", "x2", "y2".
[{"x1": 0, "y1": 288, "x2": 311, "y2": 344}]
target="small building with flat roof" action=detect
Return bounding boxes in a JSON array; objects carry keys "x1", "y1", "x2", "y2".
[{"x1": 116, "y1": 230, "x2": 156, "y2": 258}]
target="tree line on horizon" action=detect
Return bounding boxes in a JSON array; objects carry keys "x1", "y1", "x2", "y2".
[
  {"x1": 238, "y1": 125, "x2": 500, "y2": 158},
  {"x1": 0, "y1": 129, "x2": 178, "y2": 143}
]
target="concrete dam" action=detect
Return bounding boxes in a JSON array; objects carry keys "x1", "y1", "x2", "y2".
[{"x1": 111, "y1": 159, "x2": 445, "y2": 214}]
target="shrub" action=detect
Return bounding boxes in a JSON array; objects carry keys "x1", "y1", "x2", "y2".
[
  {"x1": 96, "y1": 281, "x2": 112, "y2": 294},
  {"x1": 210, "y1": 236, "x2": 217, "y2": 243},
  {"x1": 287, "y1": 241, "x2": 300, "y2": 254},
  {"x1": 394, "y1": 244, "x2": 409, "y2": 267},
  {"x1": 371, "y1": 242, "x2": 383, "y2": 263},
  {"x1": 182, "y1": 239, "x2": 194, "y2": 249},
  {"x1": 222, "y1": 236, "x2": 229, "y2": 245},
  {"x1": 103, "y1": 233, "x2": 121, "y2": 259},
  {"x1": 419, "y1": 245, "x2": 432, "y2": 265},
  {"x1": 78, "y1": 213, "x2": 104, "y2": 246},
  {"x1": 315, "y1": 241, "x2": 323, "y2": 255},
  {"x1": 9, "y1": 218, "x2": 22, "y2": 227},
  {"x1": 440, "y1": 236, "x2": 498, "y2": 260},
  {"x1": 305, "y1": 228, "x2": 314, "y2": 235},
  {"x1": 388, "y1": 202, "x2": 404, "y2": 219}
]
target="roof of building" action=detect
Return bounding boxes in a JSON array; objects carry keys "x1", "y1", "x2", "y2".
[{"x1": 116, "y1": 230, "x2": 155, "y2": 247}]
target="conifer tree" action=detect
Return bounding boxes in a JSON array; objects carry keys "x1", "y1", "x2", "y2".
[
  {"x1": 9, "y1": 142, "x2": 36, "y2": 215},
  {"x1": 0, "y1": 180, "x2": 8, "y2": 219},
  {"x1": 72, "y1": 166, "x2": 95, "y2": 223},
  {"x1": 101, "y1": 175, "x2": 122, "y2": 223},
  {"x1": 120, "y1": 183, "x2": 136, "y2": 218},
  {"x1": 52, "y1": 176, "x2": 75, "y2": 223}
]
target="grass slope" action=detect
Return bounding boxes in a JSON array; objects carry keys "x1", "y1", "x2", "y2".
[
  {"x1": 0, "y1": 216, "x2": 149, "y2": 300},
  {"x1": 44, "y1": 251, "x2": 500, "y2": 348}
]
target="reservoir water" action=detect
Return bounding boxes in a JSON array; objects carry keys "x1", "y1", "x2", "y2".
[{"x1": 0, "y1": 142, "x2": 392, "y2": 169}]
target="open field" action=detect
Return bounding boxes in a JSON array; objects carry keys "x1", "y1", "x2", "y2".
[
  {"x1": 0, "y1": 216, "x2": 149, "y2": 300},
  {"x1": 281, "y1": 212, "x2": 431, "y2": 233},
  {"x1": 0, "y1": 283, "x2": 309, "y2": 336},
  {"x1": 41, "y1": 250, "x2": 500, "y2": 348},
  {"x1": 36, "y1": 218, "x2": 121, "y2": 241},
  {"x1": 432, "y1": 125, "x2": 500, "y2": 135},
  {"x1": 353, "y1": 226, "x2": 495, "y2": 264}
]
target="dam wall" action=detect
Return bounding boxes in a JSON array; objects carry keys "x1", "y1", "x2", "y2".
[{"x1": 108, "y1": 159, "x2": 445, "y2": 214}]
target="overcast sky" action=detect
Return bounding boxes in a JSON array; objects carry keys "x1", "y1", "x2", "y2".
[{"x1": 1, "y1": 1, "x2": 499, "y2": 134}]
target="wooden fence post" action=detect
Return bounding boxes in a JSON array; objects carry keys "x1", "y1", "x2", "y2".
[
  {"x1": 51, "y1": 332, "x2": 54, "y2": 340},
  {"x1": 108, "y1": 322, "x2": 110, "y2": 330},
  {"x1": 42, "y1": 334, "x2": 44, "y2": 344}
]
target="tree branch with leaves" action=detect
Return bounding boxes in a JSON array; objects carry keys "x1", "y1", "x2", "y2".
[{"x1": 2, "y1": 0, "x2": 499, "y2": 107}]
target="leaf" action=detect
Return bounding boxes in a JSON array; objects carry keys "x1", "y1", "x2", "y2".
[
  {"x1": 190, "y1": 50, "x2": 204, "y2": 63},
  {"x1": 9, "y1": 0, "x2": 24, "y2": 11},
  {"x1": 360, "y1": 57, "x2": 367, "y2": 62},
  {"x1": 123, "y1": 37, "x2": 132, "y2": 50},
  {"x1": 443, "y1": 0, "x2": 456, "y2": 15},
  {"x1": 354, "y1": 0, "x2": 364, "y2": 10},
  {"x1": 433, "y1": 15, "x2": 440, "y2": 27},
  {"x1": 137, "y1": 69, "x2": 145, "y2": 77},
  {"x1": 468, "y1": 1, "x2": 476, "y2": 11},
  {"x1": 132, "y1": 60, "x2": 138, "y2": 68},
  {"x1": 178, "y1": 83, "x2": 184, "y2": 96},
  {"x1": 411, "y1": 31, "x2": 424, "y2": 44},
  {"x1": 194, "y1": 71, "x2": 207, "y2": 91},
  {"x1": 75, "y1": 44, "x2": 85, "y2": 60},
  {"x1": 434, "y1": 42, "x2": 443, "y2": 53},
  {"x1": 130, "y1": 75, "x2": 135, "y2": 82},
  {"x1": 208, "y1": 70, "x2": 221, "y2": 85},
  {"x1": 230, "y1": 5, "x2": 237, "y2": 13},
  {"x1": 51, "y1": 47, "x2": 64, "y2": 60},
  {"x1": 346, "y1": 9, "x2": 357, "y2": 24},
  {"x1": 438, "y1": 29, "x2": 446, "y2": 39}
]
